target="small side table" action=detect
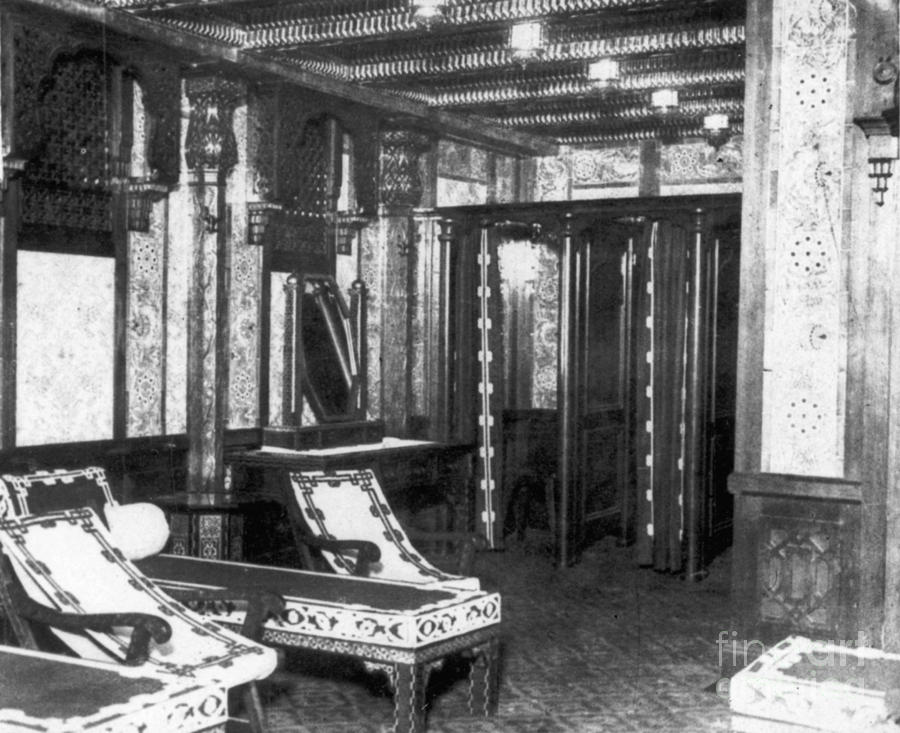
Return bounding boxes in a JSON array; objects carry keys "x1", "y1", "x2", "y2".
[{"x1": 153, "y1": 493, "x2": 248, "y2": 561}]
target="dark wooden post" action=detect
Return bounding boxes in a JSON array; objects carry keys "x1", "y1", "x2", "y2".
[
  {"x1": 436, "y1": 217, "x2": 456, "y2": 443},
  {"x1": 557, "y1": 212, "x2": 577, "y2": 567},
  {"x1": 683, "y1": 208, "x2": 708, "y2": 581}
]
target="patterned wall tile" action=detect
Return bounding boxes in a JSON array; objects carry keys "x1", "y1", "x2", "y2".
[
  {"x1": 533, "y1": 246, "x2": 559, "y2": 409},
  {"x1": 17, "y1": 252, "x2": 115, "y2": 445},
  {"x1": 360, "y1": 224, "x2": 383, "y2": 421},
  {"x1": 437, "y1": 140, "x2": 489, "y2": 181},
  {"x1": 761, "y1": 0, "x2": 849, "y2": 477},
  {"x1": 268, "y1": 271, "x2": 289, "y2": 426},
  {"x1": 127, "y1": 84, "x2": 166, "y2": 437},
  {"x1": 660, "y1": 138, "x2": 743, "y2": 185},
  {"x1": 227, "y1": 104, "x2": 261, "y2": 429},
  {"x1": 535, "y1": 155, "x2": 571, "y2": 201},
  {"x1": 570, "y1": 146, "x2": 640, "y2": 187},
  {"x1": 127, "y1": 227, "x2": 166, "y2": 437},
  {"x1": 436, "y1": 177, "x2": 488, "y2": 206},
  {"x1": 494, "y1": 155, "x2": 518, "y2": 203}
]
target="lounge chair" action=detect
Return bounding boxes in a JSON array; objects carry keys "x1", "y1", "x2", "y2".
[{"x1": 0, "y1": 507, "x2": 280, "y2": 732}]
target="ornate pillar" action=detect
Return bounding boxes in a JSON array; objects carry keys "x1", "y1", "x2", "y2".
[
  {"x1": 731, "y1": 0, "x2": 899, "y2": 651},
  {"x1": 360, "y1": 122, "x2": 433, "y2": 434},
  {"x1": 183, "y1": 76, "x2": 241, "y2": 494}
]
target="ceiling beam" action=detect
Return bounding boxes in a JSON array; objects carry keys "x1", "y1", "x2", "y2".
[
  {"x1": 11, "y1": 0, "x2": 559, "y2": 155},
  {"x1": 429, "y1": 66, "x2": 744, "y2": 107},
  {"x1": 242, "y1": 0, "x2": 697, "y2": 48},
  {"x1": 347, "y1": 23, "x2": 745, "y2": 82}
]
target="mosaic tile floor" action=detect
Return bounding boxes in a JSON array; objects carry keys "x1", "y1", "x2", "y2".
[{"x1": 259, "y1": 538, "x2": 733, "y2": 732}]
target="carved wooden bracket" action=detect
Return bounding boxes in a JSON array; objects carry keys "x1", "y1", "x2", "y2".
[
  {"x1": 184, "y1": 77, "x2": 243, "y2": 174},
  {"x1": 379, "y1": 124, "x2": 434, "y2": 211}
]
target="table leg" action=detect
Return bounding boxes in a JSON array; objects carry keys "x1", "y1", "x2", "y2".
[
  {"x1": 467, "y1": 636, "x2": 500, "y2": 717},
  {"x1": 391, "y1": 662, "x2": 428, "y2": 733}
]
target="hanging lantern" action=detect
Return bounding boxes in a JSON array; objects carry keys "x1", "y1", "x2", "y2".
[
  {"x1": 650, "y1": 88, "x2": 679, "y2": 114},
  {"x1": 509, "y1": 20, "x2": 545, "y2": 66},
  {"x1": 587, "y1": 58, "x2": 620, "y2": 90},
  {"x1": 410, "y1": 0, "x2": 446, "y2": 28}
]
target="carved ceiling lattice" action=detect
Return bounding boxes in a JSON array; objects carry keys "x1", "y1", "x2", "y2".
[{"x1": 92, "y1": 0, "x2": 746, "y2": 146}]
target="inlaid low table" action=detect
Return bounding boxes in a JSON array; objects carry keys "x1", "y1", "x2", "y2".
[
  {"x1": 0, "y1": 644, "x2": 228, "y2": 732},
  {"x1": 137, "y1": 555, "x2": 501, "y2": 733},
  {"x1": 730, "y1": 635, "x2": 900, "y2": 732}
]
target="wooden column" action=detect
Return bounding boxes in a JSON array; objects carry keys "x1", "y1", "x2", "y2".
[
  {"x1": 362, "y1": 122, "x2": 433, "y2": 435},
  {"x1": 183, "y1": 76, "x2": 241, "y2": 495},
  {"x1": 0, "y1": 5, "x2": 19, "y2": 448},
  {"x1": 683, "y1": 209, "x2": 708, "y2": 581},
  {"x1": 557, "y1": 213, "x2": 577, "y2": 567}
]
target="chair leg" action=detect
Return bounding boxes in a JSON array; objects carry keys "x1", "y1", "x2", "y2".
[
  {"x1": 241, "y1": 682, "x2": 268, "y2": 733},
  {"x1": 467, "y1": 636, "x2": 500, "y2": 717},
  {"x1": 391, "y1": 662, "x2": 427, "y2": 733}
]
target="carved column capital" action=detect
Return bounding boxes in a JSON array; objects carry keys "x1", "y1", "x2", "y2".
[
  {"x1": 379, "y1": 124, "x2": 434, "y2": 211},
  {"x1": 184, "y1": 76, "x2": 243, "y2": 175}
]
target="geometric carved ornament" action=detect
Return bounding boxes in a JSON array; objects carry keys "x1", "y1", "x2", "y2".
[{"x1": 758, "y1": 522, "x2": 841, "y2": 632}]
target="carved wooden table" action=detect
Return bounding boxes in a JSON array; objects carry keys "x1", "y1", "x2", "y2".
[
  {"x1": 0, "y1": 644, "x2": 228, "y2": 732},
  {"x1": 138, "y1": 554, "x2": 501, "y2": 733}
]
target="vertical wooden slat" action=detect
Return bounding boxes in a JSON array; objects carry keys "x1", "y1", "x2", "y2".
[
  {"x1": 436, "y1": 218, "x2": 455, "y2": 442},
  {"x1": 111, "y1": 67, "x2": 128, "y2": 440},
  {"x1": 620, "y1": 233, "x2": 635, "y2": 543}
]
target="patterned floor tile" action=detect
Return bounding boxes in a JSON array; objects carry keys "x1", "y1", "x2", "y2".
[{"x1": 262, "y1": 543, "x2": 733, "y2": 732}]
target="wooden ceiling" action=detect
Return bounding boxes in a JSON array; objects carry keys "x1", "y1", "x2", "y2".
[{"x1": 97, "y1": 0, "x2": 745, "y2": 147}]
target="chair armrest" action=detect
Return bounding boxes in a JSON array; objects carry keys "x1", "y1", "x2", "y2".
[
  {"x1": 8, "y1": 582, "x2": 171, "y2": 665},
  {"x1": 405, "y1": 530, "x2": 488, "y2": 576},
  {"x1": 166, "y1": 587, "x2": 285, "y2": 643},
  {"x1": 298, "y1": 536, "x2": 381, "y2": 577}
]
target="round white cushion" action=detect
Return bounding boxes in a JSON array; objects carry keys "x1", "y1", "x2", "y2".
[{"x1": 104, "y1": 502, "x2": 170, "y2": 561}]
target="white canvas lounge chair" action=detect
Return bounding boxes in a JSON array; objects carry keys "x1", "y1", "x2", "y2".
[
  {"x1": 0, "y1": 467, "x2": 502, "y2": 733},
  {"x1": 286, "y1": 468, "x2": 482, "y2": 590}
]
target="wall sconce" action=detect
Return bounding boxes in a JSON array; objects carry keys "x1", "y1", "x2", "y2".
[
  {"x1": 587, "y1": 58, "x2": 620, "y2": 91},
  {"x1": 702, "y1": 113, "x2": 732, "y2": 150},
  {"x1": 333, "y1": 212, "x2": 370, "y2": 255},
  {"x1": 410, "y1": 0, "x2": 445, "y2": 28},
  {"x1": 651, "y1": 89, "x2": 679, "y2": 114},
  {"x1": 509, "y1": 21, "x2": 545, "y2": 67},
  {"x1": 247, "y1": 201, "x2": 283, "y2": 246},
  {"x1": 869, "y1": 158, "x2": 894, "y2": 206}
]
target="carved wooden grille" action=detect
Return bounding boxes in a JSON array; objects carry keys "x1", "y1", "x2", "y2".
[
  {"x1": 21, "y1": 53, "x2": 113, "y2": 233},
  {"x1": 273, "y1": 113, "x2": 329, "y2": 254}
]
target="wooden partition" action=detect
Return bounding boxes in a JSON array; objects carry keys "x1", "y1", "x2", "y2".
[{"x1": 437, "y1": 195, "x2": 740, "y2": 571}]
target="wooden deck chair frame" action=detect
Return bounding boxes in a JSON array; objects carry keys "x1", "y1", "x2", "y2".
[
  {"x1": 0, "y1": 504, "x2": 283, "y2": 733},
  {"x1": 284, "y1": 468, "x2": 483, "y2": 590}
]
